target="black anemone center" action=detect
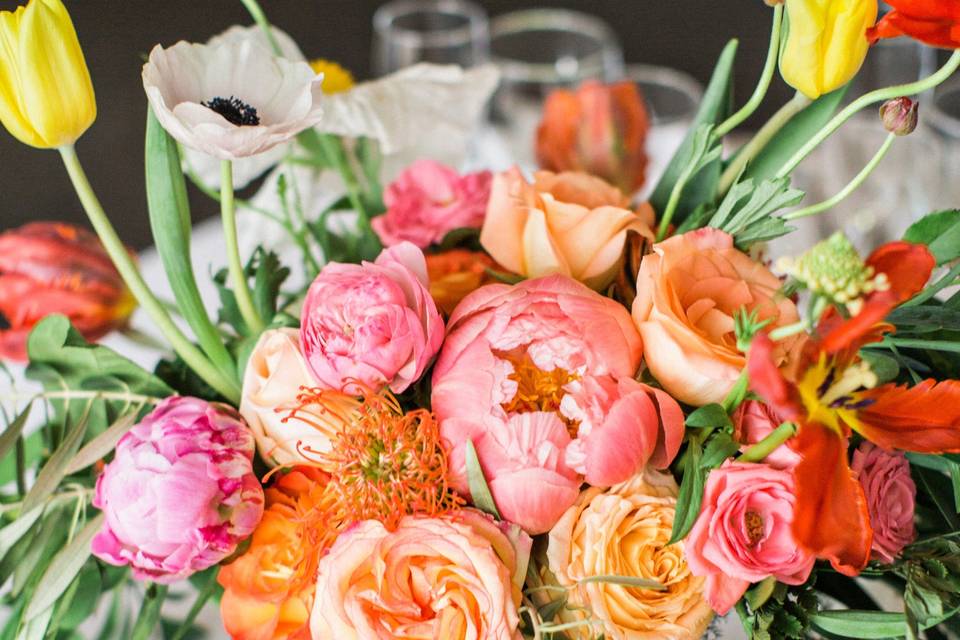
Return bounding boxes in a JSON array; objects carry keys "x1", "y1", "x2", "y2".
[
  {"x1": 0, "y1": 311, "x2": 9, "y2": 331},
  {"x1": 202, "y1": 96, "x2": 260, "y2": 126}
]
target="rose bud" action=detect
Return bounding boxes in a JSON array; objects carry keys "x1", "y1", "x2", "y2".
[
  {"x1": 880, "y1": 97, "x2": 919, "y2": 136},
  {"x1": 0, "y1": 222, "x2": 136, "y2": 361}
]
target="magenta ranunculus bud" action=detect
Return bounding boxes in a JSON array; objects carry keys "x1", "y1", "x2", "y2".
[
  {"x1": 851, "y1": 442, "x2": 917, "y2": 564},
  {"x1": 91, "y1": 397, "x2": 265, "y2": 583}
]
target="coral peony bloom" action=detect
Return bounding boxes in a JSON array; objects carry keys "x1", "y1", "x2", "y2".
[
  {"x1": 432, "y1": 275, "x2": 683, "y2": 534},
  {"x1": 372, "y1": 160, "x2": 492, "y2": 248},
  {"x1": 536, "y1": 80, "x2": 650, "y2": 193},
  {"x1": 851, "y1": 443, "x2": 917, "y2": 564},
  {"x1": 219, "y1": 467, "x2": 341, "y2": 640},
  {"x1": 142, "y1": 31, "x2": 324, "y2": 160},
  {"x1": 240, "y1": 328, "x2": 358, "y2": 468},
  {"x1": 310, "y1": 510, "x2": 528, "y2": 640},
  {"x1": 632, "y1": 228, "x2": 802, "y2": 406},
  {"x1": 685, "y1": 462, "x2": 815, "y2": 615},
  {"x1": 733, "y1": 400, "x2": 802, "y2": 469},
  {"x1": 0, "y1": 0, "x2": 96, "y2": 148},
  {"x1": 0, "y1": 222, "x2": 135, "y2": 361},
  {"x1": 92, "y1": 397, "x2": 264, "y2": 583},
  {"x1": 425, "y1": 249, "x2": 498, "y2": 315},
  {"x1": 480, "y1": 168, "x2": 654, "y2": 290},
  {"x1": 300, "y1": 242, "x2": 444, "y2": 394},
  {"x1": 868, "y1": 0, "x2": 960, "y2": 49},
  {"x1": 546, "y1": 470, "x2": 713, "y2": 640}
]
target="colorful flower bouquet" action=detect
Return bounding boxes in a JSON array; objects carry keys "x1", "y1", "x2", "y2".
[{"x1": 1, "y1": 0, "x2": 960, "y2": 638}]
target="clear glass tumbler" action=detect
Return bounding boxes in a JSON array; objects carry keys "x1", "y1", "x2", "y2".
[{"x1": 372, "y1": 0, "x2": 490, "y2": 76}]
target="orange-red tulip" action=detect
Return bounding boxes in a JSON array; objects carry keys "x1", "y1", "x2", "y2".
[
  {"x1": 868, "y1": 0, "x2": 960, "y2": 49},
  {"x1": 536, "y1": 80, "x2": 650, "y2": 194},
  {"x1": 0, "y1": 222, "x2": 135, "y2": 360}
]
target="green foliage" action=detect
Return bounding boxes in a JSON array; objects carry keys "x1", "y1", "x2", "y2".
[
  {"x1": 465, "y1": 440, "x2": 501, "y2": 519},
  {"x1": 708, "y1": 177, "x2": 803, "y2": 249},
  {"x1": 214, "y1": 247, "x2": 291, "y2": 339},
  {"x1": 903, "y1": 209, "x2": 960, "y2": 265},
  {"x1": 669, "y1": 429, "x2": 738, "y2": 544},
  {"x1": 898, "y1": 538, "x2": 960, "y2": 637},
  {"x1": 739, "y1": 578, "x2": 818, "y2": 640}
]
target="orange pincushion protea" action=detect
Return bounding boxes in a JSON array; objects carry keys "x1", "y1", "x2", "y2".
[
  {"x1": 218, "y1": 467, "x2": 342, "y2": 640},
  {"x1": 290, "y1": 384, "x2": 463, "y2": 531}
]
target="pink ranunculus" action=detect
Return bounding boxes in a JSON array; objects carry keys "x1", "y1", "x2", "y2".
[
  {"x1": 685, "y1": 462, "x2": 815, "y2": 615},
  {"x1": 851, "y1": 442, "x2": 917, "y2": 564},
  {"x1": 300, "y1": 242, "x2": 444, "y2": 394},
  {"x1": 432, "y1": 274, "x2": 684, "y2": 534},
  {"x1": 91, "y1": 397, "x2": 264, "y2": 583},
  {"x1": 372, "y1": 160, "x2": 493, "y2": 249},
  {"x1": 733, "y1": 400, "x2": 802, "y2": 470}
]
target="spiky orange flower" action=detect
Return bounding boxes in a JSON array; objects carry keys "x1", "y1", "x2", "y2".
[{"x1": 290, "y1": 384, "x2": 463, "y2": 531}]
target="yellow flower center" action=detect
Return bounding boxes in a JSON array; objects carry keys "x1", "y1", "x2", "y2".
[
  {"x1": 797, "y1": 354, "x2": 878, "y2": 434},
  {"x1": 744, "y1": 511, "x2": 765, "y2": 546},
  {"x1": 309, "y1": 59, "x2": 355, "y2": 94},
  {"x1": 498, "y1": 350, "x2": 580, "y2": 434}
]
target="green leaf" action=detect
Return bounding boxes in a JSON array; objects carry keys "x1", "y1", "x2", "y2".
[
  {"x1": 64, "y1": 412, "x2": 139, "y2": 475},
  {"x1": 685, "y1": 403, "x2": 731, "y2": 430},
  {"x1": 24, "y1": 513, "x2": 104, "y2": 621},
  {"x1": 25, "y1": 315, "x2": 172, "y2": 435},
  {"x1": 21, "y1": 407, "x2": 90, "y2": 515},
  {"x1": 12, "y1": 507, "x2": 67, "y2": 597},
  {"x1": 0, "y1": 402, "x2": 32, "y2": 466},
  {"x1": 701, "y1": 432, "x2": 739, "y2": 468},
  {"x1": 904, "y1": 210, "x2": 960, "y2": 265},
  {"x1": 746, "y1": 577, "x2": 778, "y2": 611},
  {"x1": 15, "y1": 607, "x2": 52, "y2": 640},
  {"x1": 649, "y1": 39, "x2": 737, "y2": 225},
  {"x1": 810, "y1": 610, "x2": 907, "y2": 638},
  {"x1": 58, "y1": 563, "x2": 102, "y2": 631},
  {"x1": 708, "y1": 177, "x2": 803, "y2": 248},
  {"x1": 251, "y1": 248, "x2": 291, "y2": 328},
  {"x1": 577, "y1": 575, "x2": 666, "y2": 590},
  {"x1": 860, "y1": 350, "x2": 900, "y2": 385},
  {"x1": 887, "y1": 306, "x2": 960, "y2": 335},
  {"x1": 130, "y1": 584, "x2": 168, "y2": 640},
  {"x1": 0, "y1": 505, "x2": 44, "y2": 558},
  {"x1": 742, "y1": 84, "x2": 850, "y2": 183},
  {"x1": 669, "y1": 441, "x2": 705, "y2": 545},
  {"x1": 169, "y1": 567, "x2": 220, "y2": 640},
  {"x1": 465, "y1": 440, "x2": 500, "y2": 519},
  {"x1": 145, "y1": 108, "x2": 236, "y2": 380}
]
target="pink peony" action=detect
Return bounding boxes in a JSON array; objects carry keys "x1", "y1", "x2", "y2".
[
  {"x1": 432, "y1": 274, "x2": 683, "y2": 534},
  {"x1": 300, "y1": 242, "x2": 444, "y2": 393},
  {"x1": 733, "y1": 400, "x2": 802, "y2": 470},
  {"x1": 685, "y1": 462, "x2": 815, "y2": 615},
  {"x1": 851, "y1": 442, "x2": 917, "y2": 564},
  {"x1": 372, "y1": 160, "x2": 492, "y2": 248},
  {"x1": 91, "y1": 397, "x2": 264, "y2": 583}
]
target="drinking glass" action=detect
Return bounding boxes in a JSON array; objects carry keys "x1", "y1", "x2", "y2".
[
  {"x1": 485, "y1": 8, "x2": 624, "y2": 169},
  {"x1": 372, "y1": 0, "x2": 489, "y2": 76}
]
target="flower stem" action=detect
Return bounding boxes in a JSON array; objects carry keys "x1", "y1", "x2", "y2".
[
  {"x1": 714, "y1": 4, "x2": 784, "y2": 139},
  {"x1": 221, "y1": 160, "x2": 265, "y2": 335},
  {"x1": 776, "y1": 49, "x2": 960, "y2": 178},
  {"x1": 718, "y1": 92, "x2": 811, "y2": 194},
  {"x1": 239, "y1": 0, "x2": 281, "y2": 55},
  {"x1": 58, "y1": 146, "x2": 241, "y2": 403},
  {"x1": 783, "y1": 132, "x2": 896, "y2": 220},
  {"x1": 740, "y1": 421, "x2": 797, "y2": 462},
  {"x1": 656, "y1": 149, "x2": 702, "y2": 241}
]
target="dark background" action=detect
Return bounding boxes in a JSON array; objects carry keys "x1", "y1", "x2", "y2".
[{"x1": 0, "y1": 0, "x2": 779, "y2": 249}]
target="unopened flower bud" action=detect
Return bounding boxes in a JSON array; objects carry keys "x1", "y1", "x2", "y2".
[{"x1": 880, "y1": 97, "x2": 918, "y2": 136}]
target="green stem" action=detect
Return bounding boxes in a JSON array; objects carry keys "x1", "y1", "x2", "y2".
[
  {"x1": 783, "y1": 132, "x2": 896, "y2": 220},
  {"x1": 714, "y1": 5, "x2": 784, "y2": 139},
  {"x1": 873, "y1": 338, "x2": 960, "y2": 354},
  {"x1": 721, "y1": 368, "x2": 750, "y2": 413},
  {"x1": 239, "y1": 0, "x2": 281, "y2": 55},
  {"x1": 656, "y1": 150, "x2": 701, "y2": 241},
  {"x1": 719, "y1": 92, "x2": 811, "y2": 194},
  {"x1": 221, "y1": 160, "x2": 265, "y2": 335},
  {"x1": 903, "y1": 261, "x2": 960, "y2": 307},
  {"x1": 58, "y1": 146, "x2": 240, "y2": 403},
  {"x1": 740, "y1": 421, "x2": 797, "y2": 462},
  {"x1": 776, "y1": 49, "x2": 960, "y2": 178}
]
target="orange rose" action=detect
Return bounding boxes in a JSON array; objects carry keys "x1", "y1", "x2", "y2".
[
  {"x1": 480, "y1": 168, "x2": 654, "y2": 290},
  {"x1": 219, "y1": 467, "x2": 339, "y2": 640},
  {"x1": 632, "y1": 229, "x2": 802, "y2": 406},
  {"x1": 425, "y1": 249, "x2": 497, "y2": 315}
]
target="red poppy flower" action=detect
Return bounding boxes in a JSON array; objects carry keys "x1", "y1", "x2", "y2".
[
  {"x1": 867, "y1": 0, "x2": 960, "y2": 49},
  {"x1": 748, "y1": 241, "x2": 960, "y2": 576},
  {"x1": 536, "y1": 80, "x2": 650, "y2": 193},
  {"x1": 0, "y1": 222, "x2": 136, "y2": 360}
]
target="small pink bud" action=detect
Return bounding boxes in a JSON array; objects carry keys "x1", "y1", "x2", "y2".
[{"x1": 880, "y1": 97, "x2": 918, "y2": 136}]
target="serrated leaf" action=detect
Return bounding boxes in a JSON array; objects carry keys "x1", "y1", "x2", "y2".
[
  {"x1": 64, "y1": 411, "x2": 139, "y2": 475},
  {"x1": 465, "y1": 440, "x2": 500, "y2": 519},
  {"x1": 25, "y1": 513, "x2": 104, "y2": 620},
  {"x1": 904, "y1": 209, "x2": 960, "y2": 265}
]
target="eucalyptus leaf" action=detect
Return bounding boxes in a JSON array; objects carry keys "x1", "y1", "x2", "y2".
[
  {"x1": 14, "y1": 606, "x2": 52, "y2": 640},
  {"x1": 465, "y1": 440, "x2": 501, "y2": 519},
  {"x1": 0, "y1": 402, "x2": 32, "y2": 466},
  {"x1": 0, "y1": 505, "x2": 43, "y2": 558},
  {"x1": 64, "y1": 411, "x2": 139, "y2": 475},
  {"x1": 58, "y1": 563, "x2": 102, "y2": 631},
  {"x1": 21, "y1": 407, "x2": 90, "y2": 515}
]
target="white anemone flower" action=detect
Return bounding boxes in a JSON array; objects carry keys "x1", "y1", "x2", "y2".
[
  {"x1": 142, "y1": 31, "x2": 324, "y2": 161},
  {"x1": 180, "y1": 25, "x2": 308, "y2": 188}
]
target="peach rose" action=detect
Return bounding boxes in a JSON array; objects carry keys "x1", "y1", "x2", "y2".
[
  {"x1": 311, "y1": 510, "x2": 529, "y2": 640},
  {"x1": 546, "y1": 470, "x2": 713, "y2": 640},
  {"x1": 480, "y1": 168, "x2": 654, "y2": 290},
  {"x1": 240, "y1": 329, "x2": 358, "y2": 468},
  {"x1": 632, "y1": 229, "x2": 801, "y2": 406},
  {"x1": 425, "y1": 249, "x2": 498, "y2": 316}
]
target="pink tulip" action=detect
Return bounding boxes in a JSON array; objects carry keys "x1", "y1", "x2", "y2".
[
  {"x1": 300, "y1": 242, "x2": 444, "y2": 393},
  {"x1": 91, "y1": 397, "x2": 264, "y2": 583},
  {"x1": 372, "y1": 160, "x2": 492, "y2": 249},
  {"x1": 851, "y1": 442, "x2": 917, "y2": 564},
  {"x1": 685, "y1": 462, "x2": 815, "y2": 615},
  {"x1": 432, "y1": 274, "x2": 683, "y2": 534}
]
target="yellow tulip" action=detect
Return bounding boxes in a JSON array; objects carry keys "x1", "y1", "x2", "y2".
[
  {"x1": 0, "y1": 0, "x2": 95, "y2": 148},
  {"x1": 780, "y1": 0, "x2": 878, "y2": 100}
]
